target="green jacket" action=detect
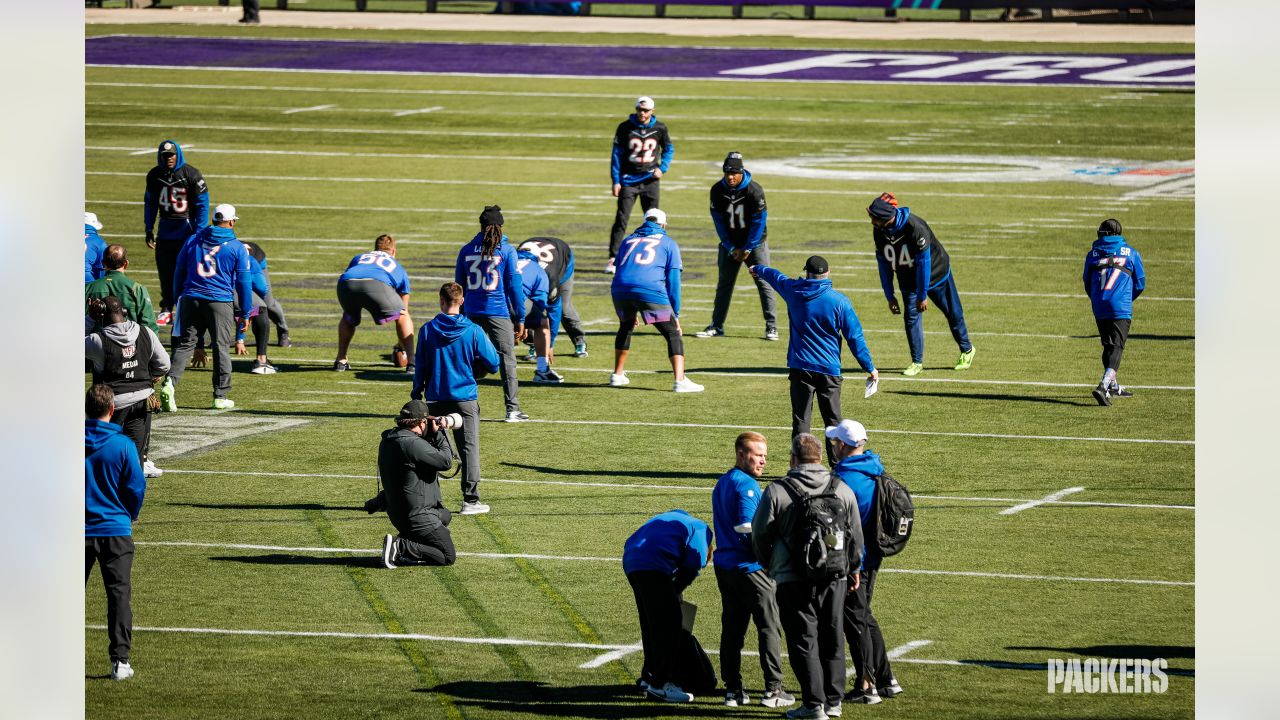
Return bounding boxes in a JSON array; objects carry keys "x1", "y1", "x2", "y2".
[{"x1": 86, "y1": 270, "x2": 158, "y2": 334}]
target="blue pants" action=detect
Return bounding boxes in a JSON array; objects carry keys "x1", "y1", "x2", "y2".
[{"x1": 903, "y1": 272, "x2": 972, "y2": 363}]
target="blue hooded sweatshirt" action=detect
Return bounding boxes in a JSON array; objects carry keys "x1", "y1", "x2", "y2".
[
  {"x1": 622, "y1": 509, "x2": 713, "y2": 577},
  {"x1": 611, "y1": 220, "x2": 682, "y2": 313},
  {"x1": 516, "y1": 250, "x2": 550, "y2": 315},
  {"x1": 455, "y1": 232, "x2": 525, "y2": 320},
  {"x1": 173, "y1": 224, "x2": 253, "y2": 311},
  {"x1": 85, "y1": 224, "x2": 106, "y2": 283},
  {"x1": 832, "y1": 450, "x2": 886, "y2": 569},
  {"x1": 754, "y1": 266, "x2": 875, "y2": 377},
  {"x1": 610, "y1": 113, "x2": 674, "y2": 186},
  {"x1": 412, "y1": 312, "x2": 501, "y2": 402},
  {"x1": 1084, "y1": 235, "x2": 1146, "y2": 320},
  {"x1": 711, "y1": 468, "x2": 765, "y2": 573},
  {"x1": 85, "y1": 419, "x2": 146, "y2": 537},
  {"x1": 710, "y1": 169, "x2": 768, "y2": 253}
]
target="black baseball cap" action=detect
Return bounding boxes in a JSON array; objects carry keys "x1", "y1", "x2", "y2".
[
  {"x1": 722, "y1": 152, "x2": 745, "y2": 174},
  {"x1": 867, "y1": 197, "x2": 897, "y2": 224},
  {"x1": 479, "y1": 205, "x2": 504, "y2": 228},
  {"x1": 399, "y1": 400, "x2": 431, "y2": 421},
  {"x1": 803, "y1": 255, "x2": 829, "y2": 275},
  {"x1": 1097, "y1": 219, "x2": 1123, "y2": 237}
]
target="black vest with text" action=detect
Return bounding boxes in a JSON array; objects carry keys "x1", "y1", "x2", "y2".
[{"x1": 94, "y1": 328, "x2": 153, "y2": 395}]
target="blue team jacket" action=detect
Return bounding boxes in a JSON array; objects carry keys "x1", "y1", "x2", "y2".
[
  {"x1": 517, "y1": 250, "x2": 550, "y2": 315},
  {"x1": 173, "y1": 225, "x2": 253, "y2": 310},
  {"x1": 85, "y1": 420, "x2": 146, "y2": 537},
  {"x1": 85, "y1": 225, "x2": 106, "y2": 283},
  {"x1": 455, "y1": 233, "x2": 525, "y2": 320},
  {"x1": 622, "y1": 509, "x2": 712, "y2": 577},
  {"x1": 412, "y1": 313, "x2": 501, "y2": 402},
  {"x1": 754, "y1": 266, "x2": 876, "y2": 377},
  {"x1": 711, "y1": 468, "x2": 765, "y2": 573},
  {"x1": 1084, "y1": 235, "x2": 1146, "y2": 320},
  {"x1": 611, "y1": 221, "x2": 682, "y2": 313},
  {"x1": 833, "y1": 450, "x2": 886, "y2": 570}
]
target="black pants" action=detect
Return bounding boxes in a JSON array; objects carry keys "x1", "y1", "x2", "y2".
[
  {"x1": 715, "y1": 566, "x2": 785, "y2": 693},
  {"x1": 789, "y1": 368, "x2": 843, "y2": 465},
  {"x1": 1096, "y1": 317, "x2": 1131, "y2": 372},
  {"x1": 397, "y1": 522, "x2": 456, "y2": 566},
  {"x1": 608, "y1": 179, "x2": 660, "y2": 258},
  {"x1": 614, "y1": 313, "x2": 684, "y2": 357},
  {"x1": 777, "y1": 578, "x2": 847, "y2": 709},
  {"x1": 627, "y1": 570, "x2": 683, "y2": 687},
  {"x1": 110, "y1": 400, "x2": 152, "y2": 463},
  {"x1": 242, "y1": 0, "x2": 260, "y2": 21},
  {"x1": 154, "y1": 240, "x2": 183, "y2": 311},
  {"x1": 843, "y1": 567, "x2": 893, "y2": 687},
  {"x1": 710, "y1": 243, "x2": 777, "y2": 331},
  {"x1": 86, "y1": 536, "x2": 135, "y2": 663}
]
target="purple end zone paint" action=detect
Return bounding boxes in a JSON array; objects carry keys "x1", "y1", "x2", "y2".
[{"x1": 85, "y1": 36, "x2": 1194, "y2": 88}]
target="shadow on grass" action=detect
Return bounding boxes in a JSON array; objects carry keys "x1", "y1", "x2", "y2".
[
  {"x1": 211, "y1": 553, "x2": 379, "y2": 568},
  {"x1": 422, "y1": 681, "x2": 759, "y2": 718},
  {"x1": 1073, "y1": 333, "x2": 1195, "y2": 341},
  {"x1": 889, "y1": 389, "x2": 1092, "y2": 406},
  {"x1": 169, "y1": 502, "x2": 366, "y2": 512},
  {"x1": 232, "y1": 408, "x2": 386, "y2": 420},
  {"x1": 502, "y1": 462, "x2": 720, "y2": 481},
  {"x1": 1009, "y1": 644, "x2": 1194, "y2": 660}
]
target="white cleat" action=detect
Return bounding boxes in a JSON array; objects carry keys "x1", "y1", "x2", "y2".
[{"x1": 673, "y1": 377, "x2": 704, "y2": 393}]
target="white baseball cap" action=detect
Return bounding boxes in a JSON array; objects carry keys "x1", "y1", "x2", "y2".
[
  {"x1": 644, "y1": 208, "x2": 667, "y2": 226},
  {"x1": 635, "y1": 96, "x2": 655, "y2": 111},
  {"x1": 85, "y1": 212, "x2": 103, "y2": 230},
  {"x1": 825, "y1": 419, "x2": 868, "y2": 447},
  {"x1": 212, "y1": 204, "x2": 239, "y2": 222}
]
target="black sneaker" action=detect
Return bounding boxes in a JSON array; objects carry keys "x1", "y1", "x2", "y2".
[
  {"x1": 277, "y1": 331, "x2": 292, "y2": 348},
  {"x1": 381, "y1": 534, "x2": 398, "y2": 569},
  {"x1": 333, "y1": 359, "x2": 350, "y2": 372},
  {"x1": 1110, "y1": 385, "x2": 1133, "y2": 398},
  {"x1": 844, "y1": 686, "x2": 881, "y2": 705},
  {"x1": 1091, "y1": 383, "x2": 1111, "y2": 406},
  {"x1": 877, "y1": 678, "x2": 903, "y2": 698}
]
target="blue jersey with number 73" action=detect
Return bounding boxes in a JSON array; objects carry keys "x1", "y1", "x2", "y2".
[{"x1": 611, "y1": 221, "x2": 683, "y2": 312}]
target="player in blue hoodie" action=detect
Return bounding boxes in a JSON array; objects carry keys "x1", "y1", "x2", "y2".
[
  {"x1": 1084, "y1": 219, "x2": 1146, "y2": 406},
  {"x1": 699, "y1": 152, "x2": 778, "y2": 341},
  {"x1": 751, "y1": 256, "x2": 878, "y2": 465},
  {"x1": 827, "y1": 420, "x2": 903, "y2": 705},
  {"x1": 412, "y1": 282, "x2": 501, "y2": 515},
  {"x1": 143, "y1": 139, "x2": 209, "y2": 324},
  {"x1": 85, "y1": 212, "x2": 106, "y2": 284},
  {"x1": 165, "y1": 203, "x2": 253, "y2": 410},
  {"x1": 455, "y1": 206, "x2": 526, "y2": 422},
  {"x1": 607, "y1": 96, "x2": 674, "y2": 272},
  {"x1": 516, "y1": 248, "x2": 562, "y2": 384},
  {"x1": 85, "y1": 384, "x2": 147, "y2": 682},
  {"x1": 622, "y1": 509, "x2": 713, "y2": 704}
]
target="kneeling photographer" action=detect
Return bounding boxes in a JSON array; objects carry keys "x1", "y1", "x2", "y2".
[{"x1": 374, "y1": 400, "x2": 463, "y2": 569}]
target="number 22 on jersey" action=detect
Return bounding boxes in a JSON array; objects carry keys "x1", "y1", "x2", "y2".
[{"x1": 628, "y1": 137, "x2": 658, "y2": 165}]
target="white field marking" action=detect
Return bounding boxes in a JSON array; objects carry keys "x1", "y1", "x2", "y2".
[
  {"x1": 149, "y1": 415, "x2": 309, "y2": 461},
  {"x1": 579, "y1": 645, "x2": 644, "y2": 669},
  {"x1": 299, "y1": 390, "x2": 367, "y2": 396},
  {"x1": 157, "y1": 470, "x2": 1194, "y2": 511},
  {"x1": 84, "y1": 61, "x2": 1192, "y2": 112},
  {"x1": 1000, "y1": 486, "x2": 1086, "y2": 515},
  {"x1": 258, "y1": 399, "x2": 329, "y2": 405},
  {"x1": 281, "y1": 104, "x2": 335, "y2": 115},
  {"x1": 132, "y1": 541, "x2": 1192, "y2": 586},
  {"x1": 849, "y1": 639, "x2": 934, "y2": 676},
  {"x1": 520, "y1": 419, "x2": 1193, "y2": 445},
  {"x1": 393, "y1": 106, "x2": 444, "y2": 117},
  {"x1": 86, "y1": 80, "x2": 1179, "y2": 109}
]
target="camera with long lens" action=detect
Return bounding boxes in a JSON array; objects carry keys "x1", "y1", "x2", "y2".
[{"x1": 430, "y1": 413, "x2": 463, "y2": 431}]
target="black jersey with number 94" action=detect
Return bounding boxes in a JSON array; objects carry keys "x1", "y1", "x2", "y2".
[{"x1": 872, "y1": 213, "x2": 951, "y2": 294}]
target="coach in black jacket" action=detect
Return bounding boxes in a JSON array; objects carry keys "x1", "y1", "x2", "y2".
[
  {"x1": 698, "y1": 152, "x2": 778, "y2": 341},
  {"x1": 378, "y1": 401, "x2": 456, "y2": 568}
]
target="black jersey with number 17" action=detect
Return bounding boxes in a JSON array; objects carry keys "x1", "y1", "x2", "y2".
[
  {"x1": 517, "y1": 237, "x2": 573, "y2": 303},
  {"x1": 872, "y1": 213, "x2": 951, "y2": 294}
]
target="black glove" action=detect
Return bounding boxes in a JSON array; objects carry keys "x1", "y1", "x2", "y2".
[{"x1": 145, "y1": 229, "x2": 156, "y2": 248}]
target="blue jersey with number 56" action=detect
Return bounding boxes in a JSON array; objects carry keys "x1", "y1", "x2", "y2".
[
  {"x1": 454, "y1": 233, "x2": 524, "y2": 319},
  {"x1": 340, "y1": 251, "x2": 411, "y2": 295},
  {"x1": 611, "y1": 221, "x2": 683, "y2": 313}
]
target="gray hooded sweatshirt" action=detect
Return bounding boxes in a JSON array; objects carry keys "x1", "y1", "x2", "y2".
[
  {"x1": 85, "y1": 321, "x2": 171, "y2": 409},
  {"x1": 751, "y1": 462, "x2": 864, "y2": 585}
]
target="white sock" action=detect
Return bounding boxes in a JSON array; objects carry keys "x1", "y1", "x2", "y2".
[
  {"x1": 1101, "y1": 368, "x2": 1116, "y2": 387},
  {"x1": 536, "y1": 357, "x2": 549, "y2": 373}
]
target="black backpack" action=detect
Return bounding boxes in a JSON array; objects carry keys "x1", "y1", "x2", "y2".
[
  {"x1": 873, "y1": 472, "x2": 915, "y2": 557},
  {"x1": 780, "y1": 475, "x2": 853, "y2": 581}
]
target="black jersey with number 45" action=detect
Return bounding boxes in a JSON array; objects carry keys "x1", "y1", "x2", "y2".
[
  {"x1": 872, "y1": 213, "x2": 951, "y2": 294},
  {"x1": 517, "y1": 237, "x2": 573, "y2": 303}
]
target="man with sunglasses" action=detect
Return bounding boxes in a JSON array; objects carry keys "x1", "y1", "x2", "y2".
[{"x1": 607, "y1": 96, "x2": 673, "y2": 274}]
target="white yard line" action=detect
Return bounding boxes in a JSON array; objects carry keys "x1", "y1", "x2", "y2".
[
  {"x1": 1000, "y1": 486, "x2": 1086, "y2": 515},
  {"x1": 132, "y1": 541, "x2": 1192, "y2": 587},
  {"x1": 887, "y1": 639, "x2": 936, "y2": 660},
  {"x1": 281, "y1": 104, "x2": 336, "y2": 115},
  {"x1": 578, "y1": 644, "x2": 644, "y2": 669}
]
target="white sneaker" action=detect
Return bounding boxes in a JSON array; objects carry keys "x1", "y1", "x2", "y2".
[
  {"x1": 609, "y1": 373, "x2": 630, "y2": 387},
  {"x1": 211, "y1": 397, "x2": 235, "y2": 410},
  {"x1": 110, "y1": 660, "x2": 134, "y2": 681},
  {"x1": 142, "y1": 460, "x2": 163, "y2": 478},
  {"x1": 459, "y1": 502, "x2": 491, "y2": 515},
  {"x1": 784, "y1": 706, "x2": 828, "y2": 720},
  {"x1": 673, "y1": 377, "x2": 704, "y2": 393},
  {"x1": 645, "y1": 681, "x2": 693, "y2": 703},
  {"x1": 381, "y1": 534, "x2": 398, "y2": 569}
]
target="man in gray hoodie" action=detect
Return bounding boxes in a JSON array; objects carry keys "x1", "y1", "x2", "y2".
[
  {"x1": 86, "y1": 295, "x2": 171, "y2": 478},
  {"x1": 752, "y1": 433, "x2": 863, "y2": 720}
]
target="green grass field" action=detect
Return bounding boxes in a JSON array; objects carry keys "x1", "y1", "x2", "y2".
[{"x1": 85, "y1": 23, "x2": 1194, "y2": 719}]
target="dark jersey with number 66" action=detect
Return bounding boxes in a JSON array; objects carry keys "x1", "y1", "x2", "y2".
[
  {"x1": 517, "y1": 237, "x2": 574, "y2": 303},
  {"x1": 872, "y1": 212, "x2": 951, "y2": 295}
]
